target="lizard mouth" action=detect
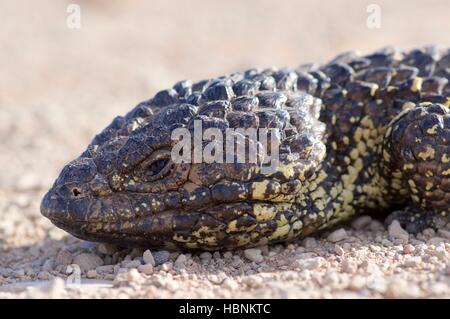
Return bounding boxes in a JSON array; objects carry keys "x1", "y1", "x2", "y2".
[
  {"x1": 41, "y1": 187, "x2": 311, "y2": 250},
  {"x1": 40, "y1": 157, "x2": 325, "y2": 250}
]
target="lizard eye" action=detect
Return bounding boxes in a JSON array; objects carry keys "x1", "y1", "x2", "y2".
[
  {"x1": 148, "y1": 159, "x2": 168, "y2": 176},
  {"x1": 141, "y1": 151, "x2": 173, "y2": 181}
]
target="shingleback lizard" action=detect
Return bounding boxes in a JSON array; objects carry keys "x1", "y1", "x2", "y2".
[{"x1": 41, "y1": 47, "x2": 450, "y2": 250}]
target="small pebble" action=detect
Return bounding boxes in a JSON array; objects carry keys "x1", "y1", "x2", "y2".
[
  {"x1": 327, "y1": 228, "x2": 348, "y2": 242},
  {"x1": 73, "y1": 253, "x2": 104, "y2": 272},
  {"x1": 137, "y1": 264, "x2": 154, "y2": 275},
  {"x1": 437, "y1": 229, "x2": 450, "y2": 239},
  {"x1": 351, "y1": 215, "x2": 372, "y2": 230},
  {"x1": 334, "y1": 245, "x2": 345, "y2": 256},
  {"x1": 152, "y1": 250, "x2": 170, "y2": 266},
  {"x1": 96, "y1": 265, "x2": 114, "y2": 273},
  {"x1": 244, "y1": 248, "x2": 263, "y2": 263},
  {"x1": 341, "y1": 259, "x2": 358, "y2": 273},
  {"x1": 223, "y1": 251, "x2": 233, "y2": 259},
  {"x1": 422, "y1": 228, "x2": 436, "y2": 238},
  {"x1": 13, "y1": 269, "x2": 25, "y2": 278},
  {"x1": 403, "y1": 244, "x2": 415, "y2": 254},
  {"x1": 222, "y1": 278, "x2": 239, "y2": 290},
  {"x1": 302, "y1": 237, "x2": 318, "y2": 249},
  {"x1": 427, "y1": 237, "x2": 446, "y2": 245},
  {"x1": 97, "y1": 243, "x2": 118, "y2": 255},
  {"x1": 260, "y1": 245, "x2": 270, "y2": 256},
  {"x1": 200, "y1": 252, "x2": 212, "y2": 260},
  {"x1": 125, "y1": 260, "x2": 142, "y2": 268},
  {"x1": 368, "y1": 220, "x2": 384, "y2": 231},
  {"x1": 55, "y1": 249, "x2": 73, "y2": 266},
  {"x1": 143, "y1": 250, "x2": 156, "y2": 266},
  {"x1": 388, "y1": 220, "x2": 409, "y2": 241},
  {"x1": 113, "y1": 269, "x2": 141, "y2": 287},
  {"x1": 295, "y1": 257, "x2": 324, "y2": 270},
  {"x1": 174, "y1": 254, "x2": 188, "y2": 267},
  {"x1": 404, "y1": 256, "x2": 422, "y2": 267},
  {"x1": 160, "y1": 262, "x2": 173, "y2": 272},
  {"x1": 86, "y1": 270, "x2": 97, "y2": 278}
]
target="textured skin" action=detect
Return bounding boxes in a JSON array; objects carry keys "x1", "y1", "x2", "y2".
[{"x1": 41, "y1": 47, "x2": 450, "y2": 250}]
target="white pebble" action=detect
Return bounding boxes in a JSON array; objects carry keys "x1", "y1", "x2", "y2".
[
  {"x1": 295, "y1": 257, "x2": 325, "y2": 269},
  {"x1": 221, "y1": 278, "x2": 239, "y2": 290},
  {"x1": 334, "y1": 245, "x2": 345, "y2": 256},
  {"x1": 404, "y1": 256, "x2": 422, "y2": 267},
  {"x1": 160, "y1": 262, "x2": 173, "y2": 272}
]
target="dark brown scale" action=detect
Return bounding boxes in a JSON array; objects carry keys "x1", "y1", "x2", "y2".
[
  {"x1": 358, "y1": 66, "x2": 393, "y2": 88},
  {"x1": 198, "y1": 100, "x2": 231, "y2": 118},
  {"x1": 401, "y1": 49, "x2": 436, "y2": 77},
  {"x1": 391, "y1": 65, "x2": 419, "y2": 85},
  {"x1": 257, "y1": 91, "x2": 287, "y2": 109},
  {"x1": 296, "y1": 72, "x2": 318, "y2": 94}
]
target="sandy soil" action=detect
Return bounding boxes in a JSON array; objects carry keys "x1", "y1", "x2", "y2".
[{"x1": 0, "y1": 0, "x2": 449, "y2": 298}]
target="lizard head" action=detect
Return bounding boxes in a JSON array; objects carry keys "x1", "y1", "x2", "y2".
[{"x1": 41, "y1": 72, "x2": 326, "y2": 250}]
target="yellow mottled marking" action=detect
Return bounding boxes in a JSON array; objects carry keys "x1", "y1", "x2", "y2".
[
  {"x1": 251, "y1": 180, "x2": 270, "y2": 199},
  {"x1": 254, "y1": 204, "x2": 276, "y2": 222},
  {"x1": 268, "y1": 224, "x2": 290, "y2": 240},
  {"x1": 370, "y1": 83, "x2": 379, "y2": 96},
  {"x1": 411, "y1": 77, "x2": 422, "y2": 92},
  {"x1": 417, "y1": 146, "x2": 435, "y2": 160},
  {"x1": 226, "y1": 220, "x2": 238, "y2": 233},
  {"x1": 343, "y1": 136, "x2": 349, "y2": 145},
  {"x1": 403, "y1": 163, "x2": 414, "y2": 170},
  {"x1": 426, "y1": 125, "x2": 438, "y2": 135},
  {"x1": 350, "y1": 149, "x2": 359, "y2": 160}
]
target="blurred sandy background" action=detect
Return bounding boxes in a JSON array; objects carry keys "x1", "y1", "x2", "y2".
[{"x1": 1, "y1": 0, "x2": 449, "y2": 190}]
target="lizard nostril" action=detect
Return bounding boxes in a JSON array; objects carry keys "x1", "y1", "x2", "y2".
[{"x1": 72, "y1": 188, "x2": 82, "y2": 197}]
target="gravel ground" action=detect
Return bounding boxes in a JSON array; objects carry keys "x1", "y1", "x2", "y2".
[{"x1": 0, "y1": 0, "x2": 449, "y2": 298}]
